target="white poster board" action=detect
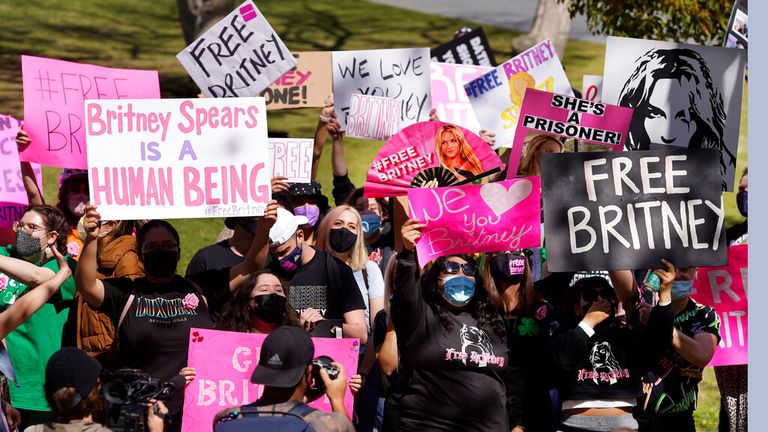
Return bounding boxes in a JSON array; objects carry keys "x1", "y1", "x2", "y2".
[
  {"x1": 430, "y1": 62, "x2": 492, "y2": 133},
  {"x1": 267, "y1": 138, "x2": 313, "y2": 183},
  {"x1": 345, "y1": 94, "x2": 401, "y2": 141},
  {"x1": 582, "y1": 75, "x2": 603, "y2": 102}
]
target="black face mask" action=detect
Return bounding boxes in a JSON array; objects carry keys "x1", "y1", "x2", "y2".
[
  {"x1": 490, "y1": 254, "x2": 525, "y2": 288},
  {"x1": 142, "y1": 250, "x2": 178, "y2": 279},
  {"x1": 15, "y1": 230, "x2": 42, "y2": 259},
  {"x1": 329, "y1": 227, "x2": 357, "y2": 253},
  {"x1": 250, "y1": 293, "x2": 288, "y2": 323}
]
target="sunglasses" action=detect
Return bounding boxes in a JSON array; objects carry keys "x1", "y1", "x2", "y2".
[
  {"x1": 440, "y1": 260, "x2": 477, "y2": 276},
  {"x1": 581, "y1": 287, "x2": 616, "y2": 303}
]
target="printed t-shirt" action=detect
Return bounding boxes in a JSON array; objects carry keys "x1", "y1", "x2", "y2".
[{"x1": 0, "y1": 245, "x2": 76, "y2": 411}]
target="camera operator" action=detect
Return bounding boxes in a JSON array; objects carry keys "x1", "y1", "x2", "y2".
[
  {"x1": 25, "y1": 348, "x2": 167, "y2": 432},
  {"x1": 213, "y1": 326, "x2": 353, "y2": 432}
]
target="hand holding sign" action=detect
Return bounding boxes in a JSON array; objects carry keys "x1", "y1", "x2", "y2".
[{"x1": 401, "y1": 218, "x2": 425, "y2": 252}]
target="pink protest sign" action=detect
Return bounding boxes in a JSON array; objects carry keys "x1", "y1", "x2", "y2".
[
  {"x1": 21, "y1": 55, "x2": 160, "y2": 169},
  {"x1": 430, "y1": 62, "x2": 492, "y2": 133},
  {"x1": 346, "y1": 94, "x2": 401, "y2": 141},
  {"x1": 505, "y1": 88, "x2": 634, "y2": 179},
  {"x1": 0, "y1": 115, "x2": 43, "y2": 228},
  {"x1": 691, "y1": 245, "x2": 747, "y2": 366},
  {"x1": 364, "y1": 121, "x2": 504, "y2": 198},
  {"x1": 182, "y1": 328, "x2": 359, "y2": 431},
  {"x1": 408, "y1": 177, "x2": 541, "y2": 267}
]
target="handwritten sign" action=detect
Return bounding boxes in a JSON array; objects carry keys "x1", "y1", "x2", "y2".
[
  {"x1": 0, "y1": 115, "x2": 43, "y2": 228},
  {"x1": 691, "y1": 245, "x2": 747, "y2": 366},
  {"x1": 541, "y1": 149, "x2": 727, "y2": 271},
  {"x1": 582, "y1": 75, "x2": 603, "y2": 101},
  {"x1": 408, "y1": 178, "x2": 541, "y2": 267},
  {"x1": 177, "y1": 0, "x2": 296, "y2": 98},
  {"x1": 332, "y1": 48, "x2": 431, "y2": 131},
  {"x1": 85, "y1": 97, "x2": 270, "y2": 220},
  {"x1": 181, "y1": 328, "x2": 359, "y2": 432},
  {"x1": 430, "y1": 62, "x2": 492, "y2": 133},
  {"x1": 267, "y1": 138, "x2": 313, "y2": 183},
  {"x1": 506, "y1": 89, "x2": 633, "y2": 178},
  {"x1": 345, "y1": 94, "x2": 401, "y2": 141},
  {"x1": 20, "y1": 55, "x2": 159, "y2": 169},
  {"x1": 464, "y1": 39, "x2": 572, "y2": 149},
  {"x1": 262, "y1": 51, "x2": 332, "y2": 110},
  {"x1": 430, "y1": 27, "x2": 496, "y2": 67}
]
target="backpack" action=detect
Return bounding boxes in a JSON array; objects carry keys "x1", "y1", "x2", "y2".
[{"x1": 214, "y1": 402, "x2": 317, "y2": 432}]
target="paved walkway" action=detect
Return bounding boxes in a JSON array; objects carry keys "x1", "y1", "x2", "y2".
[{"x1": 369, "y1": 0, "x2": 605, "y2": 43}]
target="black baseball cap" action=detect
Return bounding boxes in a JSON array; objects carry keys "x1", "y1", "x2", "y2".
[
  {"x1": 46, "y1": 348, "x2": 101, "y2": 406},
  {"x1": 250, "y1": 326, "x2": 314, "y2": 388}
]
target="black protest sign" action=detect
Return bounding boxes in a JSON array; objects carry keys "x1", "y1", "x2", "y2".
[
  {"x1": 541, "y1": 149, "x2": 727, "y2": 272},
  {"x1": 431, "y1": 27, "x2": 496, "y2": 67}
]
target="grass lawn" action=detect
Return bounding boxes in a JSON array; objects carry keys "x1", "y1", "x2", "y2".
[{"x1": 0, "y1": 1, "x2": 743, "y2": 427}]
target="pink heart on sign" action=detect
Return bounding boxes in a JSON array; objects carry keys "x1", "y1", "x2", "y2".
[{"x1": 479, "y1": 180, "x2": 533, "y2": 217}]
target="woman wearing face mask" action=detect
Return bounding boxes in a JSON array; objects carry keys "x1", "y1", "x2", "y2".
[
  {"x1": 484, "y1": 250, "x2": 557, "y2": 432},
  {"x1": 0, "y1": 205, "x2": 77, "y2": 429},
  {"x1": 216, "y1": 270, "x2": 300, "y2": 333},
  {"x1": 552, "y1": 266, "x2": 675, "y2": 432},
  {"x1": 392, "y1": 220, "x2": 524, "y2": 432},
  {"x1": 345, "y1": 188, "x2": 395, "y2": 273}
]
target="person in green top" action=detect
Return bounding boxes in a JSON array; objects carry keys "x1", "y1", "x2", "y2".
[{"x1": 0, "y1": 205, "x2": 77, "y2": 430}]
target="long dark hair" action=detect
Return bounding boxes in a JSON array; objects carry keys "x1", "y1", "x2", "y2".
[
  {"x1": 421, "y1": 255, "x2": 506, "y2": 341},
  {"x1": 216, "y1": 270, "x2": 300, "y2": 333},
  {"x1": 23, "y1": 205, "x2": 69, "y2": 253},
  {"x1": 484, "y1": 251, "x2": 542, "y2": 316}
]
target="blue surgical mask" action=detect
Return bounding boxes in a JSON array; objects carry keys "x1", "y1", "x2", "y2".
[
  {"x1": 360, "y1": 213, "x2": 381, "y2": 238},
  {"x1": 671, "y1": 280, "x2": 694, "y2": 301},
  {"x1": 440, "y1": 275, "x2": 475, "y2": 307}
]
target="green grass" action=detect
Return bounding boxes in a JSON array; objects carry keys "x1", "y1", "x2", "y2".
[{"x1": 0, "y1": 2, "x2": 742, "y2": 427}]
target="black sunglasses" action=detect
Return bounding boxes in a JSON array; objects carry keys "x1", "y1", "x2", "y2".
[
  {"x1": 581, "y1": 287, "x2": 616, "y2": 303},
  {"x1": 440, "y1": 260, "x2": 477, "y2": 276}
]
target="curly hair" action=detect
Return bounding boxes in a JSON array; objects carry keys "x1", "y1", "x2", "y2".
[
  {"x1": 216, "y1": 270, "x2": 300, "y2": 333},
  {"x1": 23, "y1": 205, "x2": 69, "y2": 253},
  {"x1": 420, "y1": 255, "x2": 506, "y2": 341}
]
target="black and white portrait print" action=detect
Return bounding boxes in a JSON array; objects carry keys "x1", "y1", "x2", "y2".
[{"x1": 603, "y1": 36, "x2": 747, "y2": 191}]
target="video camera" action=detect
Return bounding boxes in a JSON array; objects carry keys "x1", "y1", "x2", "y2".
[{"x1": 102, "y1": 369, "x2": 185, "y2": 432}]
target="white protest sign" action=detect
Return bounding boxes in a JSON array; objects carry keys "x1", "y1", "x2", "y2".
[
  {"x1": 582, "y1": 75, "x2": 603, "y2": 101},
  {"x1": 86, "y1": 98, "x2": 271, "y2": 220},
  {"x1": 332, "y1": 48, "x2": 431, "y2": 131},
  {"x1": 345, "y1": 94, "x2": 401, "y2": 141},
  {"x1": 176, "y1": 0, "x2": 296, "y2": 97},
  {"x1": 267, "y1": 138, "x2": 313, "y2": 183},
  {"x1": 464, "y1": 39, "x2": 572, "y2": 149},
  {"x1": 430, "y1": 62, "x2": 492, "y2": 133}
]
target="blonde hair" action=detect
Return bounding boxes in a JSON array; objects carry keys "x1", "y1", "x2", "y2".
[
  {"x1": 315, "y1": 205, "x2": 369, "y2": 271},
  {"x1": 509, "y1": 71, "x2": 535, "y2": 106},
  {"x1": 435, "y1": 124, "x2": 483, "y2": 176},
  {"x1": 517, "y1": 134, "x2": 564, "y2": 177}
]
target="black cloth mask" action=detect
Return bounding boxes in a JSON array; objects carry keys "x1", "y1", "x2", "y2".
[
  {"x1": 251, "y1": 294, "x2": 287, "y2": 324},
  {"x1": 329, "y1": 227, "x2": 357, "y2": 253},
  {"x1": 142, "y1": 250, "x2": 178, "y2": 279}
]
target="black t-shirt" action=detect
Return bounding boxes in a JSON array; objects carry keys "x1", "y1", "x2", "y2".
[
  {"x1": 99, "y1": 276, "x2": 215, "y2": 418},
  {"x1": 185, "y1": 239, "x2": 243, "y2": 277},
  {"x1": 269, "y1": 249, "x2": 365, "y2": 319}
]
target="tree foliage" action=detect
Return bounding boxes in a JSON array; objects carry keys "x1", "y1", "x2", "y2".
[{"x1": 563, "y1": 0, "x2": 732, "y2": 44}]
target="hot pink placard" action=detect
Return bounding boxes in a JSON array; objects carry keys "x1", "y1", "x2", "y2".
[
  {"x1": 182, "y1": 328, "x2": 359, "y2": 431},
  {"x1": 408, "y1": 177, "x2": 541, "y2": 267},
  {"x1": 505, "y1": 88, "x2": 634, "y2": 179},
  {"x1": 691, "y1": 245, "x2": 747, "y2": 366},
  {"x1": 0, "y1": 115, "x2": 43, "y2": 228},
  {"x1": 21, "y1": 55, "x2": 160, "y2": 169}
]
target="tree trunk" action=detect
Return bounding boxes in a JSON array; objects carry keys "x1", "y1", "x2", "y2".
[
  {"x1": 512, "y1": 0, "x2": 572, "y2": 58},
  {"x1": 177, "y1": 0, "x2": 236, "y2": 45}
]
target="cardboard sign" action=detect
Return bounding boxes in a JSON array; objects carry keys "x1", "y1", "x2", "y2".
[
  {"x1": 430, "y1": 27, "x2": 496, "y2": 67},
  {"x1": 430, "y1": 62, "x2": 492, "y2": 133},
  {"x1": 332, "y1": 48, "x2": 431, "y2": 131},
  {"x1": 602, "y1": 36, "x2": 746, "y2": 191},
  {"x1": 0, "y1": 115, "x2": 43, "y2": 228},
  {"x1": 262, "y1": 51, "x2": 332, "y2": 110},
  {"x1": 505, "y1": 89, "x2": 633, "y2": 178},
  {"x1": 267, "y1": 138, "x2": 313, "y2": 183},
  {"x1": 181, "y1": 328, "x2": 359, "y2": 432},
  {"x1": 582, "y1": 75, "x2": 603, "y2": 102},
  {"x1": 85, "y1": 98, "x2": 270, "y2": 220},
  {"x1": 541, "y1": 149, "x2": 727, "y2": 271},
  {"x1": 464, "y1": 39, "x2": 573, "y2": 149},
  {"x1": 409, "y1": 178, "x2": 541, "y2": 267},
  {"x1": 345, "y1": 94, "x2": 401, "y2": 141},
  {"x1": 691, "y1": 245, "x2": 747, "y2": 366},
  {"x1": 724, "y1": 0, "x2": 748, "y2": 50},
  {"x1": 20, "y1": 55, "x2": 160, "y2": 169},
  {"x1": 177, "y1": 0, "x2": 296, "y2": 98}
]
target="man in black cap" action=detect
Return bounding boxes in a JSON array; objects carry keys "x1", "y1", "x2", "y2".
[
  {"x1": 214, "y1": 326, "x2": 353, "y2": 431},
  {"x1": 186, "y1": 216, "x2": 258, "y2": 278},
  {"x1": 277, "y1": 180, "x2": 330, "y2": 246}
]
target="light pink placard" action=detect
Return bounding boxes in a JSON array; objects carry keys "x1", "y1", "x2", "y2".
[
  {"x1": 0, "y1": 115, "x2": 43, "y2": 228},
  {"x1": 505, "y1": 88, "x2": 634, "y2": 179},
  {"x1": 267, "y1": 138, "x2": 313, "y2": 183},
  {"x1": 346, "y1": 94, "x2": 401, "y2": 141},
  {"x1": 430, "y1": 62, "x2": 492, "y2": 133},
  {"x1": 21, "y1": 55, "x2": 160, "y2": 169},
  {"x1": 182, "y1": 328, "x2": 359, "y2": 431},
  {"x1": 691, "y1": 245, "x2": 747, "y2": 366},
  {"x1": 408, "y1": 177, "x2": 541, "y2": 267}
]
